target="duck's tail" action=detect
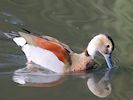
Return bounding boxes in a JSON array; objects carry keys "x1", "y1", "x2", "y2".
[
  {"x1": 4, "y1": 28, "x2": 31, "y2": 39},
  {"x1": 4, "y1": 28, "x2": 32, "y2": 46},
  {"x1": 4, "y1": 32, "x2": 27, "y2": 47},
  {"x1": 4, "y1": 32, "x2": 20, "y2": 39}
]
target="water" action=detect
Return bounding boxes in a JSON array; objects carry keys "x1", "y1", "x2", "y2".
[{"x1": 0, "y1": 0, "x2": 133, "y2": 100}]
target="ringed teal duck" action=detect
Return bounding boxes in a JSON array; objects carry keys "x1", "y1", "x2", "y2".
[{"x1": 4, "y1": 32, "x2": 114, "y2": 73}]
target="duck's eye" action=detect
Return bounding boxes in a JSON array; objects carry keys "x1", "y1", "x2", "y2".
[
  {"x1": 106, "y1": 45, "x2": 110, "y2": 48},
  {"x1": 105, "y1": 87, "x2": 110, "y2": 91}
]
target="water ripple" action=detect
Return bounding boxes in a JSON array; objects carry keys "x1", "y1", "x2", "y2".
[{"x1": 8, "y1": 0, "x2": 40, "y2": 7}]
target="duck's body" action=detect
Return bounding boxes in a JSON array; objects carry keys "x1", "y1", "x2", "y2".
[{"x1": 4, "y1": 31, "x2": 114, "y2": 74}]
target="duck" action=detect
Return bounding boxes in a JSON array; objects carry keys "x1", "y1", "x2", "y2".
[{"x1": 4, "y1": 31, "x2": 114, "y2": 74}]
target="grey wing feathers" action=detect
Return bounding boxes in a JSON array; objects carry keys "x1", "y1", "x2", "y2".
[{"x1": 4, "y1": 32, "x2": 20, "y2": 39}]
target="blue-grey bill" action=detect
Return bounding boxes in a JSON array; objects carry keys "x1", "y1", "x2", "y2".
[{"x1": 104, "y1": 54, "x2": 112, "y2": 69}]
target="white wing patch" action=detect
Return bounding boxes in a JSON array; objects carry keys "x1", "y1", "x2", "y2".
[
  {"x1": 22, "y1": 44, "x2": 65, "y2": 73},
  {"x1": 13, "y1": 37, "x2": 26, "y2": 46}
]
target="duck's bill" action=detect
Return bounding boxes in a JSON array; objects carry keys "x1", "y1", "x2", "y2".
[{"x1": 104, "y1": 54, "x2": 112, "y2": 69}]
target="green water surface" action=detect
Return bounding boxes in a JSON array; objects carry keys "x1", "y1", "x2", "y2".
[{"x1": 0, "y1": 0, "x2": 133, "y2": 100}]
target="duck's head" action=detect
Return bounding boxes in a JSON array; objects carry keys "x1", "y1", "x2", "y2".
[{"x1": 87, "y1": 34, "x2": 114, "y2": 69}]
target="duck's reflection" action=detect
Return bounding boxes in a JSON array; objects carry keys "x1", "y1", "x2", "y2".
[
  {"x1": 86, "y1": 69, "x2": 112, "y2": 98},
  {"x1": 13, "y1": 64, "x2": 112, "y2": 98},
  {"x1": 13, "y1": 63, "x2": 66, "y2": 87}
]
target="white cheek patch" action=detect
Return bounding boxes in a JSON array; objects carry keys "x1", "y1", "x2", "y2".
[
  {"x1": 22, "y1": 44, "x2": 65, "y2": 73},
  {"x1": 13, "y1": 37, "x2": 26, "y2": 46}
]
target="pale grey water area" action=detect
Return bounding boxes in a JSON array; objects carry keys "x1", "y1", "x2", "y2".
[{"x1": 0, "y1": 0, "x2": 133, "y2": 100}]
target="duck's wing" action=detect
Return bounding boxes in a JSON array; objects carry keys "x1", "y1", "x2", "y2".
[
  {"x1": 42, "y1": 35, "x2": 74, "y2": 54},
  {"x1": 18, "y1": 32, "x2": 72, "y2": 63}
]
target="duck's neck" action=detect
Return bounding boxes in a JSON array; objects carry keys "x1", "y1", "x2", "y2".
[
  {"x1": 70, "y1": 52, "x2": 91, "y2": 72},
  {"x1": 87, "y1": 46, "x2": 97, "y2": 59},
  {"x1": 87, "y1": 38, "x2": 100, "y2": 59}
]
